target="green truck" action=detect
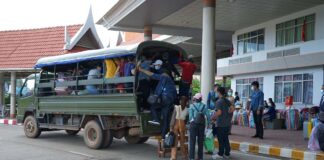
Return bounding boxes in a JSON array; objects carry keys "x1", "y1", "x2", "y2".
[{"x1": 17, "y1": 41, "x2": 186, "y2": 149}]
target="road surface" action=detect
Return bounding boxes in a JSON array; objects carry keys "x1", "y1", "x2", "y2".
[{"x1": 0, "y1": 125, "x2": 282, "y2": 160}]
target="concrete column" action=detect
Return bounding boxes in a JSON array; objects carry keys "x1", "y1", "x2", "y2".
[
  {"x1": 0, "y1": 72, "x2": 4, "y2": 115},
  {"x1": 201, "y1": 0, "x2": 216, "y2": 103},
  {"x1": 10, "y1": 72, "x2": 16, "y2": 118},
  {"x1": 144, "y1": 25, "x2": 152, "y2": 41}
]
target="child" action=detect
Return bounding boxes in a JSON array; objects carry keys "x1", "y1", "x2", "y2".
[{"x1": 189, "y1": 93, "x2": 210, "y2": 160}]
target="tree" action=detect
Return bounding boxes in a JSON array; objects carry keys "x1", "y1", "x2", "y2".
[{"x1": 191, "y1": 78, "x2": 200, "y2": 95}]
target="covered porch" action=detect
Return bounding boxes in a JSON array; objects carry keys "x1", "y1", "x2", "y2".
[{"x1": 97, "y1": 0, "x2": 324, "y2": 100}]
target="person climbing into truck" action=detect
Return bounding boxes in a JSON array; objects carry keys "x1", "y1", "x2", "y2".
[{"x1": 137, "y1": 62, "x2": 177, "y2": 139}]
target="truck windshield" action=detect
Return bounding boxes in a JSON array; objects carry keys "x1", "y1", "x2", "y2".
[{"x1": 21, "y1": 78, "x2": 35, "y2": 97}]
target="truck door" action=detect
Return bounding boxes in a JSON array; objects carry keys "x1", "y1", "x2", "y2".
[{"x1": 17, "y1": 77, "x2": 36, "y2": 122}]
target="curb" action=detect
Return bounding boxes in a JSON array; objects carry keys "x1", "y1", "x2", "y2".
[
  {"x1": 0, "y1": 119, "x2": 21, "y2": 125},
  {"x1": 214, "y1": 140, "x2": 324, "y2": 160}
]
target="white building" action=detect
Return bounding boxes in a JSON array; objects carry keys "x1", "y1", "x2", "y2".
[{"x1": 217, "y1": 4, "x2": 324, "y2": 109}]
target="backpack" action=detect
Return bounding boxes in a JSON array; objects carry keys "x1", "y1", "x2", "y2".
[{"x1": 193, "y1": 104, "x2": 205, "y2": 125}]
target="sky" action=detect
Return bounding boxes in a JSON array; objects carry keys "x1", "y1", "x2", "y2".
[{"x1": 0, "y1": 0, "x2": 119, "y2": 46}]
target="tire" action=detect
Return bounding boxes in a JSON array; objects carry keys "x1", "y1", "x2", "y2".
[
  {"x1": 83, "y1": 120, "x2": 104, "y2": 149},
  {"x1": 102, "y1": 129, "x2": 114, "y2": 148},
  {"x1": 125, "y1": 134, "x2": 149, "y2": 144},
  {"x1": 65, "y1": 130, "x2": 80, "y2": 136},
  {"x1": 138, "y1": 137, "x2": 150, "y2": 144},
  {"x1": 23, "y1": 115, "x2": 41, "y2": 138}
]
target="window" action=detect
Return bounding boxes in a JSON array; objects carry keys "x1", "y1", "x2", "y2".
[
  {"x1": 236, "y1": 77, "x2": 263, "y2": 104},
  {"x1": 274, "y1": 73, "x2": 313, "y2": 104},
  {"x1": 20, "y1": 78, "x2": 36, "y2": 97},
  {"x1": 237, "y1": 29, "x2": 264, "y2": 55},
  {"x1": 276, "y1": 14, "x2": 315, "y2": 47}
]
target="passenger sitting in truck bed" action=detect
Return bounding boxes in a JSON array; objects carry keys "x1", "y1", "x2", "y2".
[
  {"x1": 55, "y1": 72, "x2": 72, "y2": 95},
  {"x1": 105, "y1": 58, "x2": 118, "y2": 93},
  {"x1": 115, "y1": 57, "x2": 126, "y2": 93},
  {"x1": 85, "y1": 65, "x2": 102, "y2": 95},
  {"x1": 124, "y1": 56, "x2": 136, "y2": 93},
  {"x1": 137, "y1": 62, "x2": 177, "y2": 139}
]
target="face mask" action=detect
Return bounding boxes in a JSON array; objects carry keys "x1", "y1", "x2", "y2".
[
  {"x1": 321, "y1": 89, "x2": 324, "y2": 95},
  {"x1": 251, "y1": 86, "x2": 255, "y2": 91},
  {"x1": 228, "y1": 92, "x2": 232, "y2": 96},
  {"x1": 155, "y1": 65, "x2": 161, "y2": 70}
]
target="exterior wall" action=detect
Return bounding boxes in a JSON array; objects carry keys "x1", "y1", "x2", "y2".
[
  {"x1": 232, "y1": 4, "x2": 324, "y2": 55},
  {"x1": 217, "y1": 4, "x2": 324, "y2": 71},
  {"x1": 231, "y1": 66, "x2": 323, "y2": 109}
]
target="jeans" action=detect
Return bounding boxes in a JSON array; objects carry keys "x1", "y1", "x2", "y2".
[
  {"x1": 179, "y1": 80, "x2": 190, "y2": 97},
  {"x1": 86, "y1": 85, "x2": 98, "y2": 94},
  {"x1": 189, "y1": 123, "x2": 205, "y2": 160},
  {"x1": 150, "y1": 96, "x2": 173, "y2": 139},
  {"x1": 216, "y1": 127, "x2": 231, "y2": 156},
  {"x1": 253, "y1": 110, "x2": 264, "y2": 138},
  {"x1": 212, "y1": 124, "x2": 217, "y2": 137}
]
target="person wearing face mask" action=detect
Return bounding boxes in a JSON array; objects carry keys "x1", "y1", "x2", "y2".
[
  {"x1": 152, "y1": 59, "x2": 164, "y2": 74},
  {"x1": 250, "y1": 81, "x2": 264, "y2": 139},
  {"x1": 320, "y1": 85, "x2": 324, "y2": 112}
]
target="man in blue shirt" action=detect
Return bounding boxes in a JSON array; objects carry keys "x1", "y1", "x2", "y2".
[
  {"x1": 138, "y1": 63, "x2": 177, "y2": 139},
  {"x1": 207, "y1": 84, "x2": 219, "y2": 110},
  {"x1": 137, "y1": 56, "x2": 153, "y2": 110},
  {"x1": 250, "y1": 81, "x2": 264, "y2": 139}
]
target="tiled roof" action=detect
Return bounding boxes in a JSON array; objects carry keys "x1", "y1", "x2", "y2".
[{"x1": 0, "y1": 25, "x2": 82, "y2": 68}]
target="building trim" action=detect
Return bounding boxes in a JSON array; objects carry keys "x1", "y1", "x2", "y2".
[
  {"x1": 217, "y1": 51, "x2": 324, "y2": 76},
  {"x1": 66, "y1": 7, "x2": 103, "y2": 50}
]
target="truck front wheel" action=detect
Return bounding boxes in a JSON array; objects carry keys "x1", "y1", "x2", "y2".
[
  {"x1": 83, "y1": 120, "x2": 104, "y2": 149},
  {"x1": 24, "y1": 115, "x2": 41, "y2": 138}
]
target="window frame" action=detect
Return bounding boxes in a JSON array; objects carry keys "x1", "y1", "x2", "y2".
[
  {"x1": 276, "y1": 14, "x2": 315, "y2": 47},
  {"x1": 237, "y1": 29, "x2": 265, "y2": 55},
  {"x1": 274, "y1": 73, "x2": 313, "y2": 104},
  {"x1": 236, "y1": 77, "x2": 264, "y2": 104}
]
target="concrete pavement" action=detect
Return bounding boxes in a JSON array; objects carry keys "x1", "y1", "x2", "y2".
[{"x1": 0, "y1": 125, "x2": 281, "y2": 160}]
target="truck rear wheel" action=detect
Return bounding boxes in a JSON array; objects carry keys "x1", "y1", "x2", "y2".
[
  {"x1": 83, "y1": 120, "x2": 104, "y2": 149},
  {"x1": 125, "y1": 135, "x2": 149, "y2": 144},
  {"x1": 102, "y1": 129, "x2": 113, "y2": 148},
  {"x1": 65, "y1": 130, "x2": 80, "y2": 136},
  {"x1": 24, "y1": 115, "x2": 41, "y2": 138}
]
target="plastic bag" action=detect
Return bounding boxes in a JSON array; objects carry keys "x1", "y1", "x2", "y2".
[
  {"x1": 205, "y1": 128, "x2": 213, "y2": 139},
  {"x1": 249, "y1": 112, "x2": 255, "y2": 128},
  {"x1": 204, "y1": 137, "x2": 214, "y2": 152},
  {"x1": 163, "y1": 132, "x2": 175, "y2": 148},
  {"x1": 308, "y1": 126, "x2": 320, "y2": 151}
]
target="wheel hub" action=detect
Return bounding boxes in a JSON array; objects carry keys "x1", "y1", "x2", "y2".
[
  {"x1": 26, "y1": 121, "x2": 35, "y2": 133},
  {"x1": 88, "y1": 128, "x2": 97, "y2": 142}
]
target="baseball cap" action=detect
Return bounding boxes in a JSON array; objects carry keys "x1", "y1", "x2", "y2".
[
  {"x1": 153, "y1": 59, "x2": 163, "y2": 65},
  {"x1": 193, "y1": 93, "x2": 203, "y2": 100}
]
